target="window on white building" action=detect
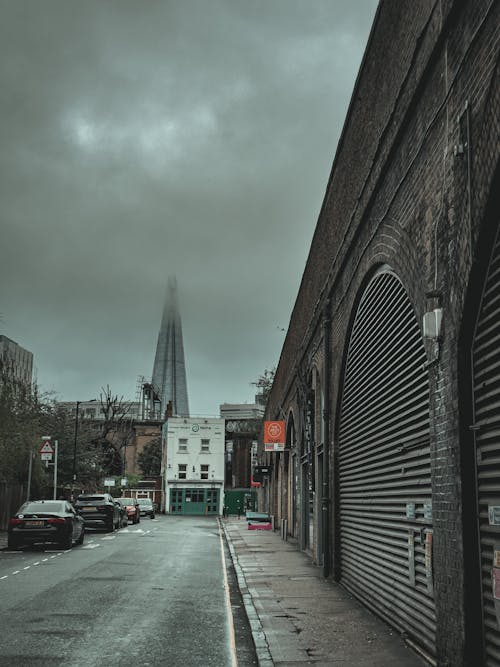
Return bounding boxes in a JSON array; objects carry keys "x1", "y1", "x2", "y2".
[
  {"x1": 178, "y1": 464, "x2": 187, "y2": 480},
  {"x1": 201, "y1": 439, "x2": 210, "y2": 452},
  {"x1": 200, "y1": 464, "x2": 209, "y2": 480},
  {"x1": 179, "y1": 438, "x2": 188, "y2": 452}
]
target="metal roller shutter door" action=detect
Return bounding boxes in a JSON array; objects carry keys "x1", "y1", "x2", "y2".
[
  {"x1": 338, "y1": 270, "x2": 436, "y2": 658},
  {"x1": 472, "y1": 224, "x2": 500, "y2": 667}
]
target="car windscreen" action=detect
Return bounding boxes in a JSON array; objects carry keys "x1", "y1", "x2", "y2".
[
  {"x1": 117, "y1": 498, "x2": 135, "y2": 505},
  {"x1": 137, "y1": 499, "x2": 151, "y2": 505},
  {"x1": 19, "y1": 502, "x2": 65, "y2": 514},
  {"x1": 77, "y1": 496, "x2": 106, "y2": 502}
]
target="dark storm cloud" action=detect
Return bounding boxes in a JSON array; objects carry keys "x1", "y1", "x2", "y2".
[{"x1": 0, "y1": 0, "x2": 378, "y2": 414}]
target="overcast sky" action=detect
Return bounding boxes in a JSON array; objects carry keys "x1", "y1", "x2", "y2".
[{"x1": 0, "y1": 0, "x2": 377, "y2": 416}]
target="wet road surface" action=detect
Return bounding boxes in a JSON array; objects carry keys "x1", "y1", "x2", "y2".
[{"x1": 0, "y1": 515, "x2": 256, "y2": 666}]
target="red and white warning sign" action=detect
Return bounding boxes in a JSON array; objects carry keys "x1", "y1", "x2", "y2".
[{"x1": 39, "y1": 438, "x2": 54, "y2": 455}]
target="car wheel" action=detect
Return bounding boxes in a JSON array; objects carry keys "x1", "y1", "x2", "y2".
[
  {"x1": 8, "y1": 537, "x2": 20, "y2": 550},
  {"x1": 76, "y1": 528, "x2": 85, "y2": 545},
  {"x1": 151, "y1": 515, "x2": 155, "y2": 519},
  {"x1": 60, "y1": 534, "x2": 73, "y2": 550}
]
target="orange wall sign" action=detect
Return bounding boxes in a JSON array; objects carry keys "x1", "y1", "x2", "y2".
[{"x1": 264, "y1": 421, "x2": 285, "y2": 452}]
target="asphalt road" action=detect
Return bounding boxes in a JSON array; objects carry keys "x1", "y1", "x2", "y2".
[{"x1": 0, "y1": 515, "x2": 256, "y2": 667}]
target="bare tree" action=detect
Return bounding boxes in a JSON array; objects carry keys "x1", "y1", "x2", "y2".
[{"x1": 94, "y1": 385, "x2": 136, "y2": 475}]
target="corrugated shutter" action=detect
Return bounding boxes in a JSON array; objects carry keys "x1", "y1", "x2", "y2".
[
  {"x1": 472, "y1": 225, "x2": 500, "y2": 667},
  {"x1": 338, "y1": 270, "x2": 436, "y2": 658}
]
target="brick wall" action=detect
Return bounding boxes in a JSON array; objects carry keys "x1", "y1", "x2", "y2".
[{"x1": 265, "y1": 1, "x2": 500, "y2": 664}]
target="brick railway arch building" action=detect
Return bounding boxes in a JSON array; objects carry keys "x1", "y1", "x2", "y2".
[{"x1": 258, "y1": 2, "x2": 500, "y2": 666}]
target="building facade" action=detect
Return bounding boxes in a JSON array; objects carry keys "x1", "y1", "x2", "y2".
[
  {"x1": 0, "y1": 335, "x2": 33, "y2": 384},
  {"x1": 259, "y1": 2, "x2": 500, "y2": 666},
  {"x1": 163, "y1": 417, "x2": 224, "y2": 515},
  {"x1": 58, "y1": 400, "x2": 142, "y2": 421},
  {"x1": 220, "y1": 402, "x2": 263, "y2": 490}
]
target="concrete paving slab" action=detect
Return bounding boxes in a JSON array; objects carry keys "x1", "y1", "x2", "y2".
[{"x1": 221, "y1": 517, "x2": 429, "y2": 667}]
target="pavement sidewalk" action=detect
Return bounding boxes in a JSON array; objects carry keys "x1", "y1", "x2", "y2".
[{"x1": 221, "y1": 516, "x2": 428, "y2": 667}]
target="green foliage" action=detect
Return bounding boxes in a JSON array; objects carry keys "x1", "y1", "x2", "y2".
[
  {"x1": 0, "y1": 358, "x2": 105, "y2": 494},
  {"x1": 0, "y1": 357, "x2": 46, "y2": 489},
  {"x1": 137, "y1": 437, "x2": 162, "y2": 476},
  {"x1": 252, "y1": 367, "x2": 276, "y2": 406}
]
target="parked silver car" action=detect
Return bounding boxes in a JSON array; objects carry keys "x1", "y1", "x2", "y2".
[{"x1": 137, "y1": 498, "x2": 155, "y2": 519}]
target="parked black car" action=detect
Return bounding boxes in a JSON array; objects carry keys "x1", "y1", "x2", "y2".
[
  {"x1": 74, "y1": 493, "x2": 121, "y2": 531},
  {"x1": 8, "y1": 499, "x2": 85, "y2": 550},
  {"x1": 137, "y1": 497, "x2": 155, "y2": 519}
]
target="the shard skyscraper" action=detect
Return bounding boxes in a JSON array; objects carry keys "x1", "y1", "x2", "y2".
[{"x1": 152, "y1": 276, "x2": 189, "y2": 417}]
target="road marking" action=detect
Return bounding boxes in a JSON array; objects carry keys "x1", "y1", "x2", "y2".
[
  {"x1": 101, "y1": 536, "x2": 116, "y2": 540},
  {"x1": 12, "y1": 571, "x2": 20, "y2": 575},
  {"x1": 23, "y1": 566, "x2": 30, "y2": 570},
  {"x1": 0, "y1": 575, "x2": 7, "y2": 580},
  {"x1": 42, "y1": 558, "x2": 49, "y2": 562},
  {"x1": 82, "y1": 543, "x2": 100, "y2": 549},
  {"x1": 219, "y1": 524, "x2": 238, "y2": 667},
  {"x1": 33, "y1": 562, "x2": 40, "y2": 566}
]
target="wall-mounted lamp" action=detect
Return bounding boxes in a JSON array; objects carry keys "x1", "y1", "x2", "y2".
[{"x1": 423, "y1": 308, "x2": 443, "y2": 340}]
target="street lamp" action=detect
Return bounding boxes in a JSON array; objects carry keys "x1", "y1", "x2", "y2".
[{"x1": 72, "y1": 399, "x2": 97, "y2": 488}]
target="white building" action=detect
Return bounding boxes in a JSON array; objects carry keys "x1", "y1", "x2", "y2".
[
  {"x1": 162, "y1": 417, "x2": 225, "y2": 516},
  {"x1": 58, "y1": 400, "x2": 141, "y2": 421}
]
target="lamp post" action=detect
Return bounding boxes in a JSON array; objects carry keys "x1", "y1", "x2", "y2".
[{"x1": 72, "y1": 399, "x2": 97, "y2": 493}]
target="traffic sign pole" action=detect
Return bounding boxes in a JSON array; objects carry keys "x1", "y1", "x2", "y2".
[
  {"x1": 26, "y1": 447, "x2": 34, "y2": 502},
  {"x1": 53, "y1": 440, "x2": 58, "y2": 499}
]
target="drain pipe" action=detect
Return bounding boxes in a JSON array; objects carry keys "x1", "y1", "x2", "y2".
[{"x1": 322, "y1": 298, "x2": 332, "y2": 578}]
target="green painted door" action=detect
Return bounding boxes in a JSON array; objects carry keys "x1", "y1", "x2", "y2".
[
  {"x1": 183, "y1": 488, "x2": 206, "y2": 515},
  {"x1": 224, "y1": 490, "x2": 256, "y2": 515},
  {"x1": 169, "y1": 488, "x2": 220, "y2": 515}
]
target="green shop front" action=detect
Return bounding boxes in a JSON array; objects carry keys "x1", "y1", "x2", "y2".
[{"x1": 169, "y1": 486, "x2": 221, "y2": 515}]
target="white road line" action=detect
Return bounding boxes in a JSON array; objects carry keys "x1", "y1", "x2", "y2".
[
  {"x1": 42, "y1": 558, "x2": 49, "y2": 562},
  {"x1": 12, "y1": 571, "x2": 20, "y2": 575},
  {"x1": 82, "y1": 543, "x2": 100, "y2": 549},
  {"x1": 33, "y1": 562, "x2": 40, "y2": 566},
  {"x1": 23, "y1": 566, "x2": 30, "y2": 570},
  {"x1": 219, "y1": 523, "x2": 238, "y2": 667},
  {"x1": 0, "y1": 575, "x2": 7, "y2": 580}
]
